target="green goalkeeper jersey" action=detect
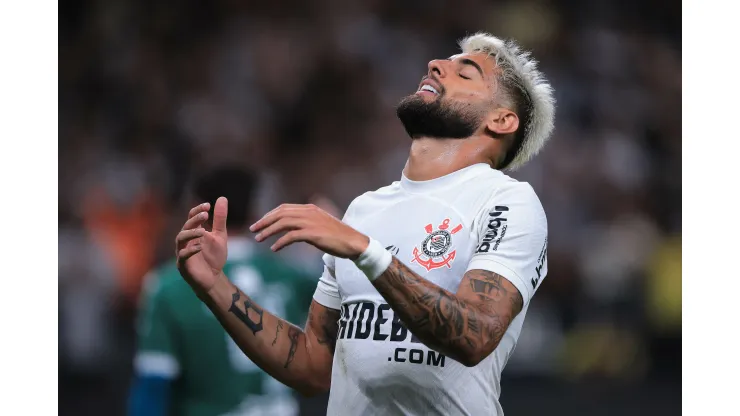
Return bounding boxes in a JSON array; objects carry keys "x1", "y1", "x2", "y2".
[{"x1": 134, "y1": 237, "x2": 317, "y2": 416}]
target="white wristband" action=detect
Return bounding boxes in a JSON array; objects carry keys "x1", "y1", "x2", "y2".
[{"x1": 352, "y1": 238, "x2": 393, "y2": 281}]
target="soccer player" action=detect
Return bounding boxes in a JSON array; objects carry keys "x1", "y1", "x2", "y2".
[
  {"x1": 175, "y1": 33, "x2": 555, "y2": 415},
  {"x1": 129, "y1": 166, "x2": 316, "y2": 416}
]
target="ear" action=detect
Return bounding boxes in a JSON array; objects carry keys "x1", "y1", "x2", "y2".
[{"x1": 486, "y1": 108, "x2": 519, "y2": 136}]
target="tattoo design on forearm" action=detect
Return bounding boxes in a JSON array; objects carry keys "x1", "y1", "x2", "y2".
[
  {"x1": 373, "y1": 257, "x2": 523, "y2": 359},
  {"x1": 228, "y1": 289, "x2": 264, "y2": 335},
  {"x1": 272, "y1": 320, "x2": 284, "y2": 346},
  {"x1": 284, "y1": 327, "x2": 301, "y2": 368}
]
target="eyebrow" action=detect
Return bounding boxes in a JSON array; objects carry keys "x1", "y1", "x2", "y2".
[{"x1": 446, "y1": 58, "x2": 484, "y2": 78}]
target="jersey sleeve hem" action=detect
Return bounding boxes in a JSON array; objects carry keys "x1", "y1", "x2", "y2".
[
  {"x1": 466, "y1": 258, "x2": 533, "y2": 304},
  {"x1": 313, "y1": 285, "x2": 341, "y2": 310}
]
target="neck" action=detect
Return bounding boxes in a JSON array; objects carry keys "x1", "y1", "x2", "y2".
[{"x1": 403, "y1": 137, "x2": 493, "y2": 181}]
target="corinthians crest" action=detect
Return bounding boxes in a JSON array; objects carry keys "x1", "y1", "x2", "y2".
[{"x1": 411, "y1": 218, "x2": 463, "y2": 271}]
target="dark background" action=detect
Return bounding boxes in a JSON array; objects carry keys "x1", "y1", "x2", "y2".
[{"x1": 58, "y1": 0, "x2": 681, "y2": 414}]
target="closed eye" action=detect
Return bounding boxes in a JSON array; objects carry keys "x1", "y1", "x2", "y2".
[
  {"x1": 458, "y1": 58, "x2": 484, "y2": 79},
  {"x1": 459, "y1": 73, "x2": 471, "y2": 80}
]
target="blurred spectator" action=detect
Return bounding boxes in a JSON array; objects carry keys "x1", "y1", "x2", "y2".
[{"x1": 81, "y1": 159, "x2": 166, "y2": 302}]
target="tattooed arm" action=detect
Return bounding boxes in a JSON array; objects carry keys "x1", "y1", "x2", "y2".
[
  {"x1": 201, "y1": 275, "x2": 339, "y2": 396},
  {"x1": 372, "y1": 258, "x2": 523, "y2": 367},
  {"x1": 175, "y1": 200, "x2": 339, "y2": 395}
]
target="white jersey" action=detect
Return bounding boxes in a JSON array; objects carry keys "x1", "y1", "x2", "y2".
[{"x1": 312, "y1": 163, "x2": 548, "y2": 416}]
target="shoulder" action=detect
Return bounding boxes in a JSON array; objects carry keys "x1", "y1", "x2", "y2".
[
  {"x1": 499, "y1": 180, "x2": 543, "y2": 211},
  {"x1": 473, "y1": 171, "x2": 546, "y2": 226},
  {"x1": 482, "y1": 171, "x2": 543, "y2": 208},
  {"x1": 343, "y1": 182, "x2": 402, "y2": 220}
]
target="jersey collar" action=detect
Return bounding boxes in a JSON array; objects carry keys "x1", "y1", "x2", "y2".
[{"x1": 399, "y1": 163, "x2": 496, "y2": 192}]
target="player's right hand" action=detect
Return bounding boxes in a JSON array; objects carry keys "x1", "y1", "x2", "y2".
[{"x1": 175, "y1": 197, "x2": 229, "y2": 294}]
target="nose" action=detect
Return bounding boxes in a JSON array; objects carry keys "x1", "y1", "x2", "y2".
[{"x1": 427, "y1": 59, "x2": 447, "y2": 78}]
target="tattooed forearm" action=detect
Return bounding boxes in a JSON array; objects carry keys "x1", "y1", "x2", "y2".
[
  {"x1": 372, "y1": 257, "x2": 524, "y2": 366},
  {"x1": 201, "y1": 281, "x2": 334, "y2": 395},
  {"x1": 272, "y1": 321, "x2": 284, "y2": 346},
  {"x1": 284, "y1": 326, "x2": 301, "y2": 368},
  {"x1": 228, "y1": 290, "x2": 264, "y2": 335}
]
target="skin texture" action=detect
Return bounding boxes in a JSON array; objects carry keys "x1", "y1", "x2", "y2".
[{"x1": 174, "y1": 52, "x2": 528, "y2": 393}]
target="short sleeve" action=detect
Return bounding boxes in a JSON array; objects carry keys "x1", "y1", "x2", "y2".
[
  {"x1": 312, "y1": 253, "x2": 341, "y2": 310},
  {"x1": 466, "y1": 184, "x2": 548, "y2": 305},
  {"x1": 133, "y1": 273, "x2": 181, "y2": 379}
]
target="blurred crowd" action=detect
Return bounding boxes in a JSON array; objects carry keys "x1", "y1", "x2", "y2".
[{"x1": 59, "y1": 0, "x2": 681, "y2": 414}]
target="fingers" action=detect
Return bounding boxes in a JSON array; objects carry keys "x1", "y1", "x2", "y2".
[
  {"x1": 271, "y1": 230, "x2": 309, "y2": 252},
  {"x1": 188, "y1": 203, "x2": 210, "y2": 220},
  {"x1": 182, "y1": 211, "x2": 209, "y2": 231},
  {"x1": 255, "y1": 217, "x2": 306, "y2": 242},
  {"x1": 212, "y1": 197, "x2": 228, "y2": 234},
  {"x1": 250, "y1": 204, "x2": 311, "y2": 233},
  {"x1": 262, "y1": 203, "x2": 300, "y2": 219},
  {"x1": 177, "y1": 244, "x2": 203, "y2": 263},
  {"x1": 176, "y1": 228, "x2": 206, "y2": 251},
  {"x1": 309, "y1": 195, "x2": 340, "y2": 218}
]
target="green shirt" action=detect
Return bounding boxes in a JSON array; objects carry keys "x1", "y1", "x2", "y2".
[{"x1": 134, "y1": 238, "x2": 316, "y2": 416}]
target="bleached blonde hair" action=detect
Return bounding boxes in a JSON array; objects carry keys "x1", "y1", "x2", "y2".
[{"x1": 459, "y1": 33, "x2": 555, "y2": 170}]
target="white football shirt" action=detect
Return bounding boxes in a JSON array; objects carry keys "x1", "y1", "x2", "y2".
[{"x1": 313, "y1": 163, "x2": 548, "y2": 416}]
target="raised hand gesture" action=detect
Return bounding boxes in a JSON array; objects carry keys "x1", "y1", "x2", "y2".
[{"x1": 175, "y1": 197, "x2": 230, "y2": 293}]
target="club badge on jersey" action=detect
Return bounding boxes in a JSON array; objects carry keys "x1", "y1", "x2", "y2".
[{"x1": 411, "y1": 218, "x2": 463, "y2": 271}]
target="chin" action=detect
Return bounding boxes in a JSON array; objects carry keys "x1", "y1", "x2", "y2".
[
  {"x1": 396, "y1": 93, "x2": 482, "y2": 139},
  {"x1": 397, "y1": 93, "x2": 435, "y2": 112}
]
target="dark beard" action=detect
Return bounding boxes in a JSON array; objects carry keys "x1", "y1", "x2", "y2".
[{"x1": 396, "y1": 94, "x2": 484, "y2": 139}]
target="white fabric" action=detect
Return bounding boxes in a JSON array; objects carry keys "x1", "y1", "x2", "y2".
[
  {"x1": 313, "y1": 163, "x2": 549, "y2": 416},
  {"x1": 312, "y1": 254, "x2": 341, "y2": 310}
]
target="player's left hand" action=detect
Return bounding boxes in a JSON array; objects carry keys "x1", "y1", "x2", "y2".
[{"x1": 250, "y1": 204, "x2": 369, "y2": 259}]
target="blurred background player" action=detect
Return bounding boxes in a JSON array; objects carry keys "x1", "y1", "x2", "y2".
[{"x1": 128, "y1": 166, "x2": 316, "y2": 416}]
